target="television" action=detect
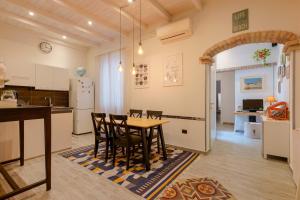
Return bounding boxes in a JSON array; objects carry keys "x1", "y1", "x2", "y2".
[{"x1": 243, "y1": 99, "x2": 264, "y2": 111}]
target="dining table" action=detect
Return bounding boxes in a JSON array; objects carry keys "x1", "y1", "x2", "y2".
[
  {"x1": 0, "y1": 106, "x2": 51, "y2": 200},
  {"x1": 105, "y1": 117, "x2": 169, "y2": 171}
]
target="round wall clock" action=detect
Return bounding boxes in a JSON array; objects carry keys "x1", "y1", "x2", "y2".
[{"x1": 39, "y1": 41, "x2": 52, "y2": 54}]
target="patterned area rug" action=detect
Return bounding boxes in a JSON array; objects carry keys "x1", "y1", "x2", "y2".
[
  {"x1": 60, "y1": 144, "x2": 199, "y2": 200},
  {"x1": 159, "y1": 178, "x2": 236, "y2": 200}
]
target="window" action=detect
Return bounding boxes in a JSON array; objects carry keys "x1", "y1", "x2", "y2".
[{"x1": 95, "y1": 51, "x2": 124, "y2": 114}]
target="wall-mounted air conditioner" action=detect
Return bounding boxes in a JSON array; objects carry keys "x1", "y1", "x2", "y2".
[{"x1": 156, "y1": 18, "x2": 192, "y2": 44}]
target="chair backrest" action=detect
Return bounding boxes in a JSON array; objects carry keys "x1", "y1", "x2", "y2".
[
  {"x1": 146, "y1": 110, "x2": 163, "y2": 120},
  {"x1": 129, "y1": 109, "x2": 143, "y2": 118},
  {"x1": 91, "y1": 112, "x2": 109, "y2": 139},
  {"x1": 109, "y1": 114, "x2": 130, "y2": 142}
]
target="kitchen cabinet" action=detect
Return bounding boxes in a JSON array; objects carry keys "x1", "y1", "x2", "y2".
[
  {"x1": 35, "y1": 65, "x2": 53, "y2": 90},
  {"x1": 35, "y1": 64, "x2": 69, "y2": 91},
  {"x1": 52, "y1": 67, "x2": 69, "y2": 91},
  {"x1": 6, "y1": 63, "x2": 35, "y2": 87},
  {"x1": 262, "y1": 116, "x2": 290, "y2": 160}
]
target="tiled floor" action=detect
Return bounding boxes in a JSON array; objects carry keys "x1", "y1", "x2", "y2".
[{"x1": 0, "y1": 125, "x2": 297, "y2": 200}]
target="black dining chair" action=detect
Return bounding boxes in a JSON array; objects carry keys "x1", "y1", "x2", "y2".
[
  {"x1": 91, "y1": 113, "x2": 111, "y2": 162},
  {"x1": 129, "y1": 109, "x2": 143, "y2": 153},
  {"x1": 109, "y1": 114, "x2": 145, "y2": 170},
  {"x1": 129, "y1": 109, "x2": 143, "y2": 118},
  {"x1": 146, "y1": 110, "x2": 163, "y2": 154}
]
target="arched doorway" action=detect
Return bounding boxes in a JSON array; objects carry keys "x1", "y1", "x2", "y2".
[{"x1": 199, "y1": 30, "x2": 300, "y2": 151}]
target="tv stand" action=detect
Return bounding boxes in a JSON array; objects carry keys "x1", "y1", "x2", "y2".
[
  {"x1": 248, "y1": 110, "x2": 258, "y2": 122},
  {"x1": 234, "y1": 111, "x2": 264, "y2": 132}
]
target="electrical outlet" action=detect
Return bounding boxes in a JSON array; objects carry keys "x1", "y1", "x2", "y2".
[{"x1": 182, "y1": 129, "x2": 188, "y2": 134}]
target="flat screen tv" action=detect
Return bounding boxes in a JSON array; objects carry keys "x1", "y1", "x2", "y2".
[{"x1": 243, "y1": 99, "x2": 264, "y2": 111}]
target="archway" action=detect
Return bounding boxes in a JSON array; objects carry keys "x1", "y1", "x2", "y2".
[
  {"x1": 200, "y1": 30, "x2": 300, "y2": 65},
  {"x1": 200, "y1": 30, "x2": 300, "y2": 152}
]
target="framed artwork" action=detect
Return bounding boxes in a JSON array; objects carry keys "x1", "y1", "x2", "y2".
[
  {"x1": 240, "y1": 76, "x2": 264, "y2": 92},
  {"x1": 163, "y1": 53, "x2": 183, "y2": 87},
  {"x1": 134, "y1": 64, "x2": 149, "y2": 89}
]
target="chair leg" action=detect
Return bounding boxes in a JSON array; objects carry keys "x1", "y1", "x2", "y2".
[
  {"x1": 126, "y1": 146, "x2": 131, "y2": 170},
  {"x1": 112, "y1": 145, "x2": 117, "y2": 167},
  {"x1": 105, "y1": 140, "x2": 109, "y2": 163},
  {"x1": 157, "y1": 135, "x2": 160, "y2": 154},
  {"x1": 94, "y1": 139, "x2": 99, "y2": 158},
  {"x1": 132, "y1": 145, "x2": 135, "y2": 156},
  {"x1": 122, "y1": 147, "x2": 125, "y2": 155}
]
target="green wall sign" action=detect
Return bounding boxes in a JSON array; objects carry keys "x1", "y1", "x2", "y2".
[{"x1": 232, "y1": 9, "x2": 249, "y2": 33}]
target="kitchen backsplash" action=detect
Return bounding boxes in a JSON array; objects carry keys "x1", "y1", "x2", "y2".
[{"x1": 0, "y1": 86, "x2": 69, "y2": 107}]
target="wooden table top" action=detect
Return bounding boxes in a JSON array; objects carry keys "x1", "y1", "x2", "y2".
[{"x1": 104, "y1": 117, "x2": 169, "y2": 129}]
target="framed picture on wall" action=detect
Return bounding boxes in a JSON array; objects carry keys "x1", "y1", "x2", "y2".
[
  {"x1": 163, "y1": 53, "x2": 183, "y2": 87},
  {"x1": 134, "y1": 64, "x2": 150, "y2": 89},
  {"x1": 240, "y1": 76, "x2": 264, "y2": 92}
]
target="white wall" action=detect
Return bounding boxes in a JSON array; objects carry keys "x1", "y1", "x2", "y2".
[
  {"x1": 87, "y1": 0, "x2": 300, "y2": 152},
  {"x1": 216, "y1": 43, "x2": 279, "y2": 70},
  {"x1": 0, "y1": 22, "x2": 88, "y2": 77},
  {"x1": 235, "y1": 67, "x2": 274, "y2": 110},
  {"x1": 216, "y1": 71, "x2": 235, "y2": 123},
  {"x1": 274, "y1": 45, "x2": 290, "y2": 103}
]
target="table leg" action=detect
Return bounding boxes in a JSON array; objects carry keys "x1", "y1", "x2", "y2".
[
  {"x1": 158, "y1": 125, "x2": 167, "y2": 160},
  {"x1": 19, "y1": 120, "x2": 24, "y2": 166},
  {"x1": 44, "y1": 112, "x2": 51, "y2": 191},
  {"x1": 141, "y1": 128, "x2": 150, "y2": 171},
  {"x1": 148, "y1": 127, "x2": 153, "y2": 155}
]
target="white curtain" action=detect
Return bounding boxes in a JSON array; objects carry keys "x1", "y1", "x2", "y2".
[{"x1": 95, "y1": 51, "x2": 124, "y2": 114}]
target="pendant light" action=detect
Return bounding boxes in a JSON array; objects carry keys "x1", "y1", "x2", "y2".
[
  {"x1": 118, "y1": 7, "x2": 123, "y2": 72},
  {"x1": 132, "y1": 16, "x2": 136, "y2": 75},
  {"x1": 138, "y1": 0, "x2": 144, "y2": 55}
]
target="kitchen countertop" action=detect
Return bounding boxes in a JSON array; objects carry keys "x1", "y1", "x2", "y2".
[{"x1": 51, "y1": 106, "x2": 73, "y2": 114}]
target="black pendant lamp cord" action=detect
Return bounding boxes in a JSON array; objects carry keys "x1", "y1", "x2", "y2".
[{"x1": 139, "y1": 0, "x2": 142, "y2": 45}]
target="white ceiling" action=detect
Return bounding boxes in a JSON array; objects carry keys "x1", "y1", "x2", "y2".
[{"x1": 0, "y1": 0, "x2": 203, "y2": 47}]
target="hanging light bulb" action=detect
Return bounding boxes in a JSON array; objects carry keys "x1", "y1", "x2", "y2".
[
  {"x1": 118, "y1": 62, "x2": 123, "y2": 72},
  {"x1": 132, "y1": 67, "x2": 136, "y2": 75},
  {"x1": 138, "y1": 42, "x2": 144, "y2": 55}
]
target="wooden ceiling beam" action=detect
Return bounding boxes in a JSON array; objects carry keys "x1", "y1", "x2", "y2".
[
  {"x1": 100, "y1": 0, "x2": 147, "y2": 29},
  {"x1": 52, "y1": 0, "x2": 129, "y2": 36},
  {"x1": 191, "y1": 0, "x2": 203, "y2": 11},
  {"x1": 0, "y1": 9, "x2": 100, "y2": 46},
  {"x1": 7, "y1": 0, "x2": 112, "y2": 42},
  {"x1": 145, "y1": 0, "x2": 172, "y2": 21}
]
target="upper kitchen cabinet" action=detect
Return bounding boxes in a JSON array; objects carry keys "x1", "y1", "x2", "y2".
[
  {"x1": 35, "y1": 65, "x2": 53, "y2": 90},
  {"x1": 6, "y1": 64, "x2": 35, "y2": 87},
  {"x1": 35, "y1": 64, "x2": 69, "y2": 91},
  {"x1": 52, "y1": 67, "x2": 69, "y2": 91}
]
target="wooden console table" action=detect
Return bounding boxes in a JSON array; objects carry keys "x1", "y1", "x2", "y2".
[{"x1": 0, "y1": 106, "x2": 51, "y2": 200}]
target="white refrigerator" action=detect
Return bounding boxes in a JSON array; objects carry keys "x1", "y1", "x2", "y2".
[{"x1": 70, "y1": 78, "x2": 94, "y2": 135}]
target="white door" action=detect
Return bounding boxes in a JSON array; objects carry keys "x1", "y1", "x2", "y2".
[
  {"x1": 210, "y1": 64, "x2": 217, "y2": 144},
  {"x1": 74, "y1": 109, "x2": 93, "y2": 134}
]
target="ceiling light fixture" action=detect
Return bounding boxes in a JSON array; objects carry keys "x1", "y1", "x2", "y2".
[
  {"x1": 28, "y1": 11, "x2": 35, "y2": 16},
  {"x1": 88, "y1": 21, "x2": 93, "y2": 26},
  {"x1": 62, "y1": 35, "x2": 67, "y2": 39},
  {"x1": 118, "y1": 7, "x2": 123, "y2": 72},
  {"x1": 128, "y1": 0, "x2": 134, "y2": 3},
  {"x1": 138, "y1": 0, "x2": 143, "y2": 55}
]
